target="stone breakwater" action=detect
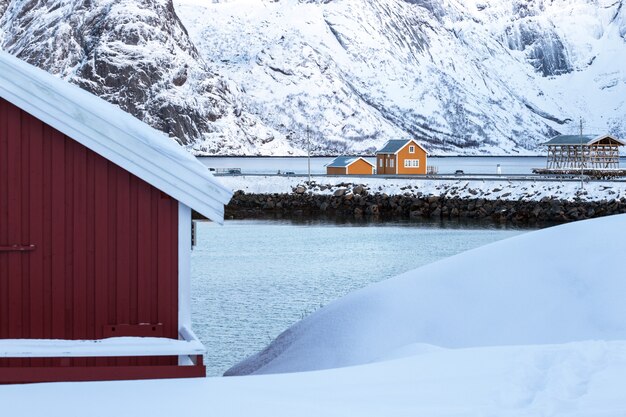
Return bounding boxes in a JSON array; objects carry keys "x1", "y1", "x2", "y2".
[{"x1": 225, "y1": 183, "x2": 626, "y2": 224}]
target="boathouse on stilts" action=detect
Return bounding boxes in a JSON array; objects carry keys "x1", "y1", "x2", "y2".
[{"x1": 533, "y1": 134, "x2": 626, "y2": 178}]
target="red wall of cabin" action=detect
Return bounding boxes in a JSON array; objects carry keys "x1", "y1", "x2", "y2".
[{"x1": 0, "y1": 98, "x2": 179, "y2": 370}]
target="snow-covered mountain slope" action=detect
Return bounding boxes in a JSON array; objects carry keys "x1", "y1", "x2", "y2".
[
  {"x1": 0, "y1": 0, "x2": 298, "y2": 155},
  {"x1": 176, "y1": 0, "x2": 626, "y2": 155},
  {"x1": 1, "y1": 0, "x2": 624, "y2": 155},
  {"x1": 226, "y1": 214, "x2": 626, "y2": 375}
]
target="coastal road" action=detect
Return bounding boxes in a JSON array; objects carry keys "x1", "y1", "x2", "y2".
[{"x1": 214, "y1": 172, "x2": 626, "y2": 183}]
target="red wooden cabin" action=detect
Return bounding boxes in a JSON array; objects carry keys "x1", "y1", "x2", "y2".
[{"x1": 0, "y1": 52, "x2": 232, "y2": 383}]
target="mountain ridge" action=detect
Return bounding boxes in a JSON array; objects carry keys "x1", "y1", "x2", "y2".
[{"x1": 1, "y1": 0, "x2": 624, "y2": 155}]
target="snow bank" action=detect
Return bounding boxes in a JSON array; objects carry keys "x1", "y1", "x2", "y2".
[
  {"x1": 226, "y1": 214, "x2": 626, "y2": 375},
  {"x1": 219, "y1": 174, "x2": 626, "y2": 202},
  {"x1": 3, "y1": 340, "x2": 626, "y2": 417},
  {"x1": 4, "y1": 215, "x2": 626, "y2": 416}
]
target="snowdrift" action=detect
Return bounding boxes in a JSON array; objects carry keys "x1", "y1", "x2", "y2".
[{"x1": 226, "y1": 214, "x2": 626, "y2": 375}]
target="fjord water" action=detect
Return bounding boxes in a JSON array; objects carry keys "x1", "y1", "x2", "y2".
[{"x1": 191, "y1": 219, "x2": 531, "y2": 376}]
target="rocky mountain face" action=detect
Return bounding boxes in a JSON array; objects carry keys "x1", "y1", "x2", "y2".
[
  {"x1": 0, "y1": 0, "x2": 293, "y2": 155},
  {"x1": 1, "y1": 0, "x2": 625, "y2": 155}
]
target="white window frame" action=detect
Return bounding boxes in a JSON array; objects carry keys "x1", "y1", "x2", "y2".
[
  {"x1": 409, "y1": 145, "x2": 415, "y2": 154},
  {"x1": 379, "y1": 158, "x2": 383, "y2": 168},
  {"x1": 390, "y1": 159, "x2": 394, "y2": 168},
  {"x1": 404, "y1": 159, "x2": 420, "y2": 168}
]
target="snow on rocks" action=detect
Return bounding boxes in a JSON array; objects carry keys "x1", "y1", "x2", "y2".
[
  {"x1": 222, "y1": 176, "x2": 626, "y2": 222},
  {"x1": 219, "y1": 175, "x2": 626, "y2": 203}
]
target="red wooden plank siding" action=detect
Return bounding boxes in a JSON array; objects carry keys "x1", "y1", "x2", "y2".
[
  {"x1": 93, "y1": 154, "x2": 109, "y2": 367},
  {"x1": 50, "y1": 128, "x2": 66, "y2": 344},
  {"x1": 136, "y1": 181, "x2": 151, "y2": 367},
  {"x1": 28, "y1": 113, "x2": 44, "y2": 368},
  {"x1": 0, "y1": 102, "x2": 5, "y2": 365},
  {"x1": 73, "y1": 142, "x2": 87, "y2": 367},
  {"x1": 0, "y1": 98, "x2": 180, "y2": 373},
  {"x1": 116, "y1": 169, "x2": 131, "y2": 338},
  {"x1": 86, "y1": 151, "x2": 96, "y2": 366},
  {"x1": 0, "y1": 100, "x2": 8, "y2": 368},
  {"x1": 7, "y1": 102, "x2": 23, "y2": 368},
  {"x1": 42, "y1": 118, "x2": 53, "y2": 367},
  {"x1": 157, "y1": 194, "x2": 176, "y2": 366}
]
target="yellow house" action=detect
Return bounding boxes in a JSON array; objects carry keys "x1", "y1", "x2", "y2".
[
  {"x1": 376, "y1": 139, "x2": 428, "y2": 175},
  {"x1": 326, "y1": 156, "x2": 375, "y2": 175}
]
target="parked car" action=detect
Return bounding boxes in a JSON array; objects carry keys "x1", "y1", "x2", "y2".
[
  {"x1": 284, "y1": 171, "x2": 295, "y2": 176},
  {"x1": 227, "y1": 168, "x2": 241, "y2": 174},
  {"x1": 454, "y1": 169, "x2": 464, "y2": 175}
]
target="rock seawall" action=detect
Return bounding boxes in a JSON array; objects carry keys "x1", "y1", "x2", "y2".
[{"x1": 225, "y1": 187, "x2": 626, "y2": 224}]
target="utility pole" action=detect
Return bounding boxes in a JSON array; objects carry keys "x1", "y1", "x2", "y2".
[
  {"x1": 579, "y1": 117, "x2": 584, "y2": 190},
  {"x1": 306, "y1": 125, "x2": 311, "y2": 184},
  {"x1": 579, "y1": 117, "x2": 583, "y2": 136}
]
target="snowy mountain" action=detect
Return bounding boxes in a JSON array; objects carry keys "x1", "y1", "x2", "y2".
[
  {"x1": 1, "y1": 0, "x2": 625, "y2": 155},
  {"x1": 0, "y1": 0, "x2": 296, "y2": 155},
  {"x1": 176, "y1": 0, "x2": 626, "y2": 155}
]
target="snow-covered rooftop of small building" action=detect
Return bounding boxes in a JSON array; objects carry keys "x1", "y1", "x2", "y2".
[
  {"x1": 377, "y1": 139, "x2": 429, "y2": 155},
  {"x1": 543, "y1": 134, "x2": 625, "y2": 146},
  {"x1": 326, "y1": 156, "x2": 372, "y2": 168},
  {"x1": 376, "y1": 139, "x2": 411, "y2": 154},
  {"x1": 0, "y1": 51, "x2": 232, "y2": 222}
]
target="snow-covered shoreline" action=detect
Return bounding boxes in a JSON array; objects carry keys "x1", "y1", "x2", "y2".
[{"x1": 220, "y1": 175, "x2": 626, "y2": 202}]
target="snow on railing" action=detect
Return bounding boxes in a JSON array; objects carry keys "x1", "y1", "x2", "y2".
[{"x1": 0, "y1": 326, "x2": 205, "y2": 359}]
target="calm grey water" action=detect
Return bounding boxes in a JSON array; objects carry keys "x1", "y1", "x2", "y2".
[{"x1": 191, "y1": 219, "x2": 532, "y2": 376}]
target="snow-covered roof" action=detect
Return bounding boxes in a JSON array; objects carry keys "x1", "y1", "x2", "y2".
[
  {"x1": 0, "y1": 51, "x2": 232, "y2": 223},
  {"x1": 543, "y1": 134, "x2": 625, "y2": 146},
  {"x1": 326, "y1": 156, "x2": 374, "y2": 168},
  {"x1": 376, "y1": 139, "x2": 428, "y2": 155}
]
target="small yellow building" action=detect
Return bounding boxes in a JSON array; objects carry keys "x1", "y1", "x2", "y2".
[
  {"x1": 376, "y1": 139, "x2": 428, "y2": 175},
  {"x1": 326, "y1": 156, "x2": 375, "y2": 175}
]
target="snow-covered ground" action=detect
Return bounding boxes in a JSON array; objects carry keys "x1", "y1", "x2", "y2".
[
  {"x1": 3, "y1": 341, "x2": 626, "y2": 416},
  {"x1": 3, "y1": 215, "x2": 626, "y2": 416},
  {"x1": 220, "y1": 174, "x2": 626, "y2": 202}
]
